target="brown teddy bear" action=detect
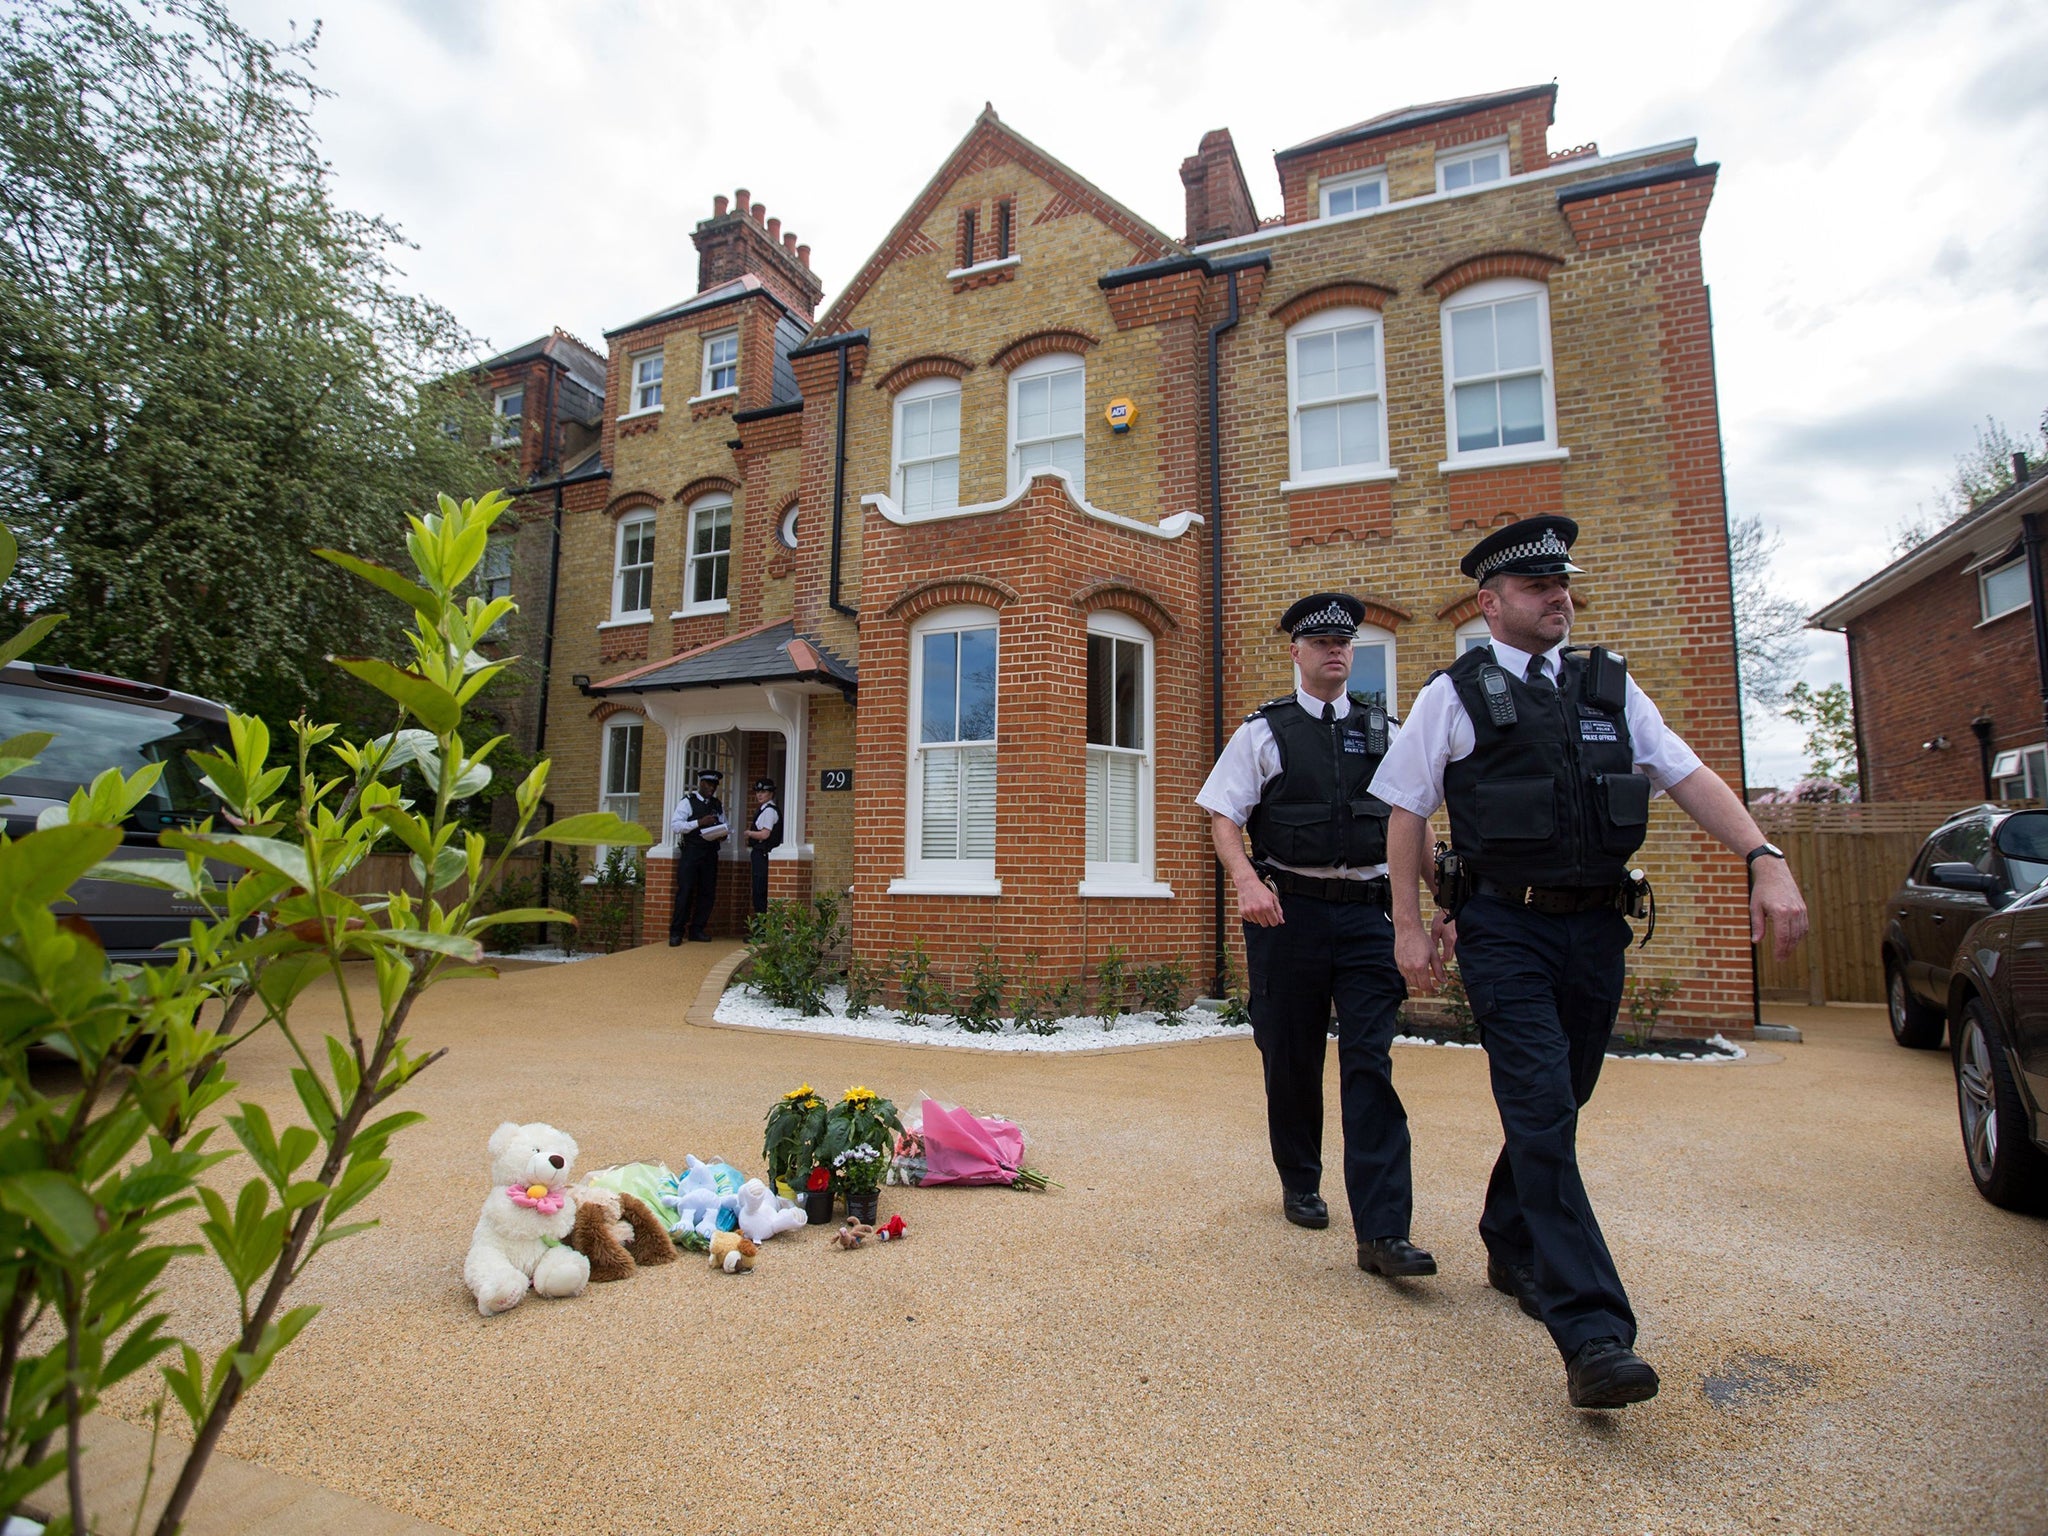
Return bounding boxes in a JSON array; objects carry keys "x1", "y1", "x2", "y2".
[
  {"x1": 708, "y1": 1230, "x2": 758, "y2": 1273},
  {"x1": 567, "y1": 1187, "x2": 677, "y2": 1282}
]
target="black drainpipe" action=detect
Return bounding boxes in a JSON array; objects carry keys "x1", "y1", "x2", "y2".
[
  {"x1": 830, "y1": 342, "x2": 856, "y2": 618},
  {"x1": 1206, "y1": 267, "x2": 1244, "y2": 1000}
]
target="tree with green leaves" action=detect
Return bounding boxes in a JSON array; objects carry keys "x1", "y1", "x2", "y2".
[
  {"x1": 0, "y1": 491, "x2": 646, "y2": 1535},
  {"x1": 1891, "y1": 410, "x2": 2048, "y2": 556},
  {"x1": 0, "y1": 0, "x2": 504, "y2": 729},
  {"x1": 1729, "y1": 512, "x2": 1807, "y2": 724},
  {"x1": 1783, "y1": 680, "x2": 1859, "y2": 797}
]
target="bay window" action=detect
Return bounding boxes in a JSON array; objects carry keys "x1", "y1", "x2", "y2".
[
  {"x1": 1010, "y1": 352, "x2": 1085, "y2": 494},
  {"x1": 907, "y1": 607, "x2": 998, "y2": 885},
  {"x1": 894, "y1": 377, "x2": 961, "y2": 516},
  {"x1": 1085, "y1": 612, "x2": 1154, "y2": 887}
]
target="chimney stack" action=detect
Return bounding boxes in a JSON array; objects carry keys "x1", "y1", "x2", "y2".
[
  {"x1": 1179, "y1": 128, "x2": 1259, "y2": 245},
  {"x1": 692, "y1": 185, "x2": 825, "y2": 318}
]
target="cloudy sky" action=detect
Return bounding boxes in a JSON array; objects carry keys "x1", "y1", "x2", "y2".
[{"x1": 232, "y1": 0, "x2": 2048, "y2": 785}]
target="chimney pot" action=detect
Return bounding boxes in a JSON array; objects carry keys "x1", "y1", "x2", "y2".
[
  {"x1": 2014, "y1": 451, "x2": 2030, "y2": 486},
  {"x1": 734, "y1": 188, "x2": 751, "y2": 214},
  {"x1": 713, "y1": 194, "x2": 729, "y2": 217},
  {"x1": 767, "y1": 216, "x2": 781, "y2": 241},
  {"x1": 784, "y1": 232, "x2": 798, "y2": 253},
  {"x1": 752, "y1": 200, "x2": 766, "y2": 224},
  {"x1": 797, "y1": 243, "x2": 811, "y2": 269}
]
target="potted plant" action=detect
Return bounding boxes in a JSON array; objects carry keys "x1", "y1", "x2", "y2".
[
  {"x1": 763, "y1": 1082, "x2": 828, "y2": 1209},
  {"x1": 820, "y1": 1084, "x2": 903, "y2": 1226},
  {"x1": 803, "y1": 1163, "x2": 835, "y2": 1225}
]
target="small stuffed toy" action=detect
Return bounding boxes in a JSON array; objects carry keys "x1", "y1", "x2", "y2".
[
  {"x1": 831, "y1": 1219, "x2": 875, "y2": 1249},
  {"x1": 568, "y1": 1187, "x2": 677, "y2": 1282},
  {"x1": 734, "y1": 1178, "x2": 807, "y2": 1243},
  {"x1": 464, "y1": 1122, "x2": 592, "y2": 1316},
  {"x1": 708, "y1": 1230, "x2": 758, "y2": 1273},
  {"x1": 874, "y1": 1214, "x2": 907, "y2": 1241},
  {"x1": 664, "y1": 1155, "x2": 740, "y2": 1241}
]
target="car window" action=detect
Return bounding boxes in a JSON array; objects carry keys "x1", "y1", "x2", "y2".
[
  {"x1": 0, "y1": 684, "x2": 230, "y2": 829},
  {"x1": 1945, "y1": 818, "x2": 1993, "y2": 872},
  {"x1": 1996, "y1": 811, "x2": 2048, "y2": 893},
  {"x1": 1914, "y1": 827, "x2": 1961, "y2": 882}
]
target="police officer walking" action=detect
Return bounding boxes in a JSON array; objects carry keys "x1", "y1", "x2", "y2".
[
  {"x1": 744, "y1": 777, "x2": 782, "y2": 915},
  {"x1": 1197, "y1": 593, "x2": 1436, "y2": 1280},
  {"x1": 667, "y1": 768, "x2": 728, "y2": 944},
  {"x1": 1373, "y1": 515, "x2": 1808, "y2": 1408}
]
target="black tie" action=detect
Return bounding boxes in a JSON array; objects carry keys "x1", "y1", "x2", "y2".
[
  {"x1": 1524, "y1": 655, "x2": 1554, "y2": 694},
  {"x1": 1322, "y1": 702, "x2": 1336, "y2": 724}
]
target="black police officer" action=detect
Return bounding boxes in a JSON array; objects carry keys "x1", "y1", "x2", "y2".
[
  {"x1": 1375, "y1": 515, "x2": 1808, "y2": 1408},
  {"x1": 668, "y1": 768, "x2": 727, "y2": 944},
  {"x1": 744, "y1": 777, "x2": 782, "y2": 915},
  {"x1": 1197, "y1": 592, "x2": 1436, "y2": 1281}
]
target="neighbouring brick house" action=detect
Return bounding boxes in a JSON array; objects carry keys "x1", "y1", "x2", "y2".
[
  {"x1": 1812, "y1": 460, "x2": 2048, "y2": 802},
  {"x1": 501, "y1": 83, "x2": 1750, "y2": 1035}
]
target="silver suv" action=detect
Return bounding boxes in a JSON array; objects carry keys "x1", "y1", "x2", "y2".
[{"x1": 1, "y1": 660, "x2": 234, "y2": 962}]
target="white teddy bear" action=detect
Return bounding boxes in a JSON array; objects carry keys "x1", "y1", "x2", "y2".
[
  {"x1": 662, "y1": 1154, "x2": 737, "y2": 1241},
  {"x1": 734, "y1": 1178, "x2": 807, "y2": 1243},
  {"x1": 464, "y1": 1121, "x2": 592, "y2": 1316}
]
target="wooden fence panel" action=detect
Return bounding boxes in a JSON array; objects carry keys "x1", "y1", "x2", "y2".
[{"x1": 1751, "y1": 800, "x2": 2020, "y2": 1005}]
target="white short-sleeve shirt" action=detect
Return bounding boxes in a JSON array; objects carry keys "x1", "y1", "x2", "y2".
[
  {"x1": 752, "y1": 804, "x2": 780, "y2": 835},
  {"x1": 1196, "y1": 687, "x2": 1400, "y2": 880},
  {"x1": 1368, "y1": 638, "x2": 1702, "y2": 820}
]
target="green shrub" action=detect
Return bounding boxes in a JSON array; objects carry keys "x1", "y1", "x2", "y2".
[
  {"x1": 1218, "y1": 950, "x2": 1251, "y2": 1028},
  {"x1": 1622, "y1": 973, "x2": 1682, "y2": 1048},
  {"x1": 896, "y1": 938, "x2": 946, "y2": 1027},
  {"x1": 955, "y1": 946, "x2": 1007, "y2": 1034},
  {"x1": 1093, "y1": 945, "x2": 1128, "y2": 1029},
  {"x1": 582, "y1": 845, "x2": 643, "y2": 953},
  {"x1": 539, "y1": 847, "x2": 584, "y2": 950},
  {"x1": 1439, "y1": 962, "x2": 1478, "y2": 1043},
  {"x1": 1009, "y1": 951, "x2": 1059, "y2": 1037},
  {"x1": 844, "y1": 953, "x2": 886, "y2": 1018},
  {"x1": 479, "y1": 867, "x2": 540, "y2": 951},
  {"x1": 744, "y1": 893, "x2": 845, "y2": 1016},
  {"x1": 1134, "y1": 959, "x2": 1192, "y2": 1027}
]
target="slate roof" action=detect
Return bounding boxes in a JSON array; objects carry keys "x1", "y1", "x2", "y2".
[
  {"x1": 588, "y1": 621, "x2": 856, "y2": 696},
  {"x1": 480, "y1": 329, "x2": 608, "y2": 397},
  {"x1": 1277, "y1": 84, "x2": 1557, "y2": 161}
]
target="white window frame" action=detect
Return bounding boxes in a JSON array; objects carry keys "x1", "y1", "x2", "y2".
[
  {"x1": 1980, "y1": 556, "x2": 2030, "y2": 624},
  {"x1": 898, "y1": 605, "x2": 1000, "y2": 893},
  {"x1": 491, "y1": 386, "x2": 524, "y2": 447},
  {"x1": 1082, "y1": 611, "x2": 1163, "y2": 895},
  {"x1": 600, "y1": 713, "x2": 646, "y2": 838},
  {"x1": 682, "y1": 495, "x2": 732, "y2": 616},
  {"x1": 776, "y1": 503, "x2": 800, "y2": 549},
  {"x1": 1283, "y1": 306, "x2": 1393, "y2": 489},
  {"x1": 699, "y1": 329, "x2": 738, "y2": 398},
  {"x1": 480, "y1": 537, "x2": 513, "y2": 604},
  {"x1": 1437, "y1": 139, "x2": 1508, "y2": 194},
  {"x1": 1008, "y1": 351, "x2": 1086, "y2": 496},
  {"x1": 892, "y1": 376, "x2": 963, "y2": 518},
  {"x1": 627, "y1": 349, "x2": 664, "y2": 416},
  {"x1": 1319, "y1": 169, "x2": 1389, "y2": 219},
  {"x1": 1455, "y1": 616, "x2": 1493, "y2": 657},
  {"x1": 1993, "y1": 744, "x2": 2047, "y2": 802},
  {"x1": 1439, "y1": 276, "x2": 1562, "y2": 470},
  {"x1": 611, "y1": 514, "x2": 655, "y2": 622}
]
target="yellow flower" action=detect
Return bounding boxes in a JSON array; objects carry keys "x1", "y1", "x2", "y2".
[
  {"x1": 782, "y1": 1083, "x2": 815, "y2": 1102},
  {"x1": 842, "y1": 1086, "x2": 877, "y2": 1106}
]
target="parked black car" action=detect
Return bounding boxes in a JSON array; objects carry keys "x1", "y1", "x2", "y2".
[
  {"x1": 0, "y1": 660, "x2": 233, "y2": 962},
  {"x1": 1881, "y1": 804, "x2": 2048, "y2": 1049},
  {"x1": 1944, "y1": 820, "x2": 2048, "y2": 1211}
]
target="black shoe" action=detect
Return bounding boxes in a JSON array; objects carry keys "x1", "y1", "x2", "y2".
[
  {"x1": 1282, "y1": 1190, "x2": 1329, "y2": 1229},
  {"x1": 1566, "y1": 1338, "x2": 1660, "y2": 1409},
  {"x1": 1487, "y1": 1254, "x2": 1541, "y2": 1319},
  {"x1": 668, "y1": 934, "x2": 684, "y2": 947},
  {"x1": 1358, "y1": 1236, "x2": 1437, "y2": 1277},
  {"x1": 689, "y1": 933, "x2": 712, "y2": 943}
]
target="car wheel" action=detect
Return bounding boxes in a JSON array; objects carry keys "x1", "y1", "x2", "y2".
[
  {"x1": 1953, "y1": 999, "x2": 2048, "y2": 1214},
  {"x1": 1886, "y1": 958, "x2": 1945, "y2": 1049}
]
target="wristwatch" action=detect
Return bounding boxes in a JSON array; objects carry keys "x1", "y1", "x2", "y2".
[{"x1": 1744, "y1": 842, "x2": 1787, "y2": 870}]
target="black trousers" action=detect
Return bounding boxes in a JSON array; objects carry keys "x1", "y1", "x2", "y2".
[
  {"x1": 750, "y1": 851, "x2": 770, "y2": 914},
  {"x1": 1455, "y1": 893, "x2": 1635, "y2": 1359},
  {"x1": 671, "y1": 848, "x2": 719, "y2": 940},
  {"x1": 1242, "y1": 891, "x2": 1412, "y2": 1241}
]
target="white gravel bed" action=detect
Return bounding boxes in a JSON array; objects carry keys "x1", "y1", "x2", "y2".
[
  {"x1": 1393, "y1": 1030, "x2": 1748, "y2": 1062},
  {"x1": 482, "y1": 946, "x2": 605, "y2": 964},
  {"x1": 715, "y1": 982, "x2": 1250, "y2": 1051}
]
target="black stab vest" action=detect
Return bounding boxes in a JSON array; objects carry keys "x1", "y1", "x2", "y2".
[
  {"x1": 754, "y1": 802, "x2": 783, "y2": 855},
  {"x1": 1246, "y1": 693, "x2": 1393, "y2": 869},
  {"x1": 679, "y1": 792, "x2": 724, "y2": 857},
  {"x1": 1441, "y1": 646, "x2": 1650, "y2": 887}
]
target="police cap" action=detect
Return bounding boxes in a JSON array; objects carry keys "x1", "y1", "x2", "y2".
[
  {"x1": 694, "y1": 768, "x2": 723, "y2": 785},
  {"x1": 1278, "y1": 592, "x2": 1365, "y2": 639},
  {"x1": 1460, "y1": 515, "x2": 1584, "y2": 582},
  {"x1": 752, "y1": 778, "x2": 776, "y2": 793}
]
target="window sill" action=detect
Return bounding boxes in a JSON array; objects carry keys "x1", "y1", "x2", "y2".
[
  {"x1": 1078, "y1": 878, "x2": 1175, "y2": 899},
  {"x1": 945, "y1": 254, "x2": 1021, "y2": 281},
  {"x1": 1436, "y1": 446, "x2": 1570, "y2": 474},
  {"x1": 688, "y1": 388, "x2": 739, "y2": 406},
  {"x1": 1977, "y1": 603, "x2": 2030, "y2": 629},
  {"x1": 616, "y1": 405, "x2": 664, "y2": 422},
  {"x1": 888, "y1": 876, "x2": 1002, "y2": 897},
  {"x1": 670, "y1": 602, "x2": 731, "y2": 619},
  {"x1": 1280, "y1": 467, "x2": 1400, "y2": 493},
  {"x1": 598, "y1": 614, "x2": 652, "y2": 630}
]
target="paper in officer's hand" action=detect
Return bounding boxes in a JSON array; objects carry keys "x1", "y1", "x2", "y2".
[{"x1": 699, "y1": 818, "x2": 729, "y2": 841}]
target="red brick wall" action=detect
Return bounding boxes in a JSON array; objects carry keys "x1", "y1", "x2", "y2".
[{"x1": 1848, "y1": 569, "x2": 2041, "y2": 800}]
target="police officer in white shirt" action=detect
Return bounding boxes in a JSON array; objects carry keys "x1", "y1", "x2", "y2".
[
  {"x1": 744, "y1": 777, "x2": 782, "y2": 915},
  {"x1": 667, "y1": 769, "x2": 728, "y2": 944},
  {"x1": 1197, "y1": 592, "x2": 1436, "y2": 1281},
  {"x1": 1371, "y1": 514, "x2": 1807, "y2": 1409}
]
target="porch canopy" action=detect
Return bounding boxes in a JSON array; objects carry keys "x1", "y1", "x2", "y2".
[{"x1": 584, "y1": 621, "x2": 855, "y2": 858}]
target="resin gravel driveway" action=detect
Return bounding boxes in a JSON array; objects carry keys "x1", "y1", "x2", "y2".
[{"x1": 97, "y1": 944, "x2": 2048, "y2": 1536}]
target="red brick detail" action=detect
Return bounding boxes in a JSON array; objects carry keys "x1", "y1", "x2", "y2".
[
  {"x1": 815, "y1": 112, "x2": 1175, "y2": 335},
  {"x1": 690, "y1": 393, "x2": 738, "y2": 422},
  {"x1": 1103, "y1": 269, "x2": 1207, "y2": 331},
  {"x1": 882, "y1": 575, "x2": 1020, "y2": 620},
  {"x1": 605, "y1": 490, "x2": 661, "y2": 521},
  {"x1": 675, "y1": 475, "x2": 741, "y2": 506},
  {"x1": 588, "y1": 700, "x2": 643, "y2": 725},
  {"x1": 598, "y1": 623, "x2": 650, "y2": 665},
  {"x1": 1276, "y1": 92, "x2": 1556, "y2": 224},
  {"x1": 767, "y1": 492, "x2": 799, "y2": 580},
  {"x1": 1444, "y1": 462, "x2": 1564, "y2": 531},
  {"x1": 898, "y1": 228, "x2": 940, "y2": 258},
  {"x1": 1032, "y1": 193, "x2": 1083, "y2": 225},
  {"x1": 1436, "y1": 592, "x2": 1484, "y2": 626},
  {"x1": 734, "y1": 408, "x2": 801, "y2": 455},
  {"x1": 1269, "y1": 281, "x2": 1395, "y2": 327},
  {"x1": 988, "y1": 328, "x2": 1100, "y2": 372},
  {"x1": 954, "y1": 205, "x2": 979, "y2": 269},
  {"x1": 1069, "y1": 580, "x2": 1180, "y2": 634},
  {"x1": 874, "y1": 354, "x2": 975, "y2": 393},
  {"x1": 670, "y1": 610, "x2": 729, "y2": 657},
  {"x1": 1560, "y1": 170, "x2": 1716, "y2": 255},
  {"x1": 952, "y1": 265, "x2": 1016, "y2": 296},
  {"x1": 618, "y1": 415, "x2": 660, "y2": 439},
  {"x1": 1284, "y1": 479, "x2": 1394, "y2": 547},
  {"x1": 1423, "y1": 250, "x2": 1565, "y2": 299},
  {"x1": 1355, "y1": 599, "x2": 1411, "y2": 631}
]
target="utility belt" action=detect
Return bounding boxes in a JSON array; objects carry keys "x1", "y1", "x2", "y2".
[
  {"x1": 1433, "y1": 843, "x2": 1655, "y2": 944},
  {"x1": 1257, "y1": 863, "x2": 1391, "y2": 908}
]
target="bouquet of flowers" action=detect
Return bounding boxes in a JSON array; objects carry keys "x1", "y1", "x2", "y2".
[
  {"x1": 818, "y1": 1085, "x2": 904, "y2": 1192},
  {"x1": 914, "y1": 1096, "x2": 1058, "y2": 1192},
  {"x1": 885, "y1": 1126, "x2": 927, "y2": 1187},
  {"x1": 762, "y1": 1082, "x2": 828, "y2": 1193}
]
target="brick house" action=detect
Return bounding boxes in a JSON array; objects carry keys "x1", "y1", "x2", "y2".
[
  {"x1": 509, "y1": 83, "x2": 1751, "y2": 1033},
  {"x1": 1811, "y1": 460, "x2": 2048, "y2": 802}
]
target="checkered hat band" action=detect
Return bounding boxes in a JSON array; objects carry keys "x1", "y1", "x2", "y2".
[
  {"x1": 1475, "y1": 529, "x2": 1571, "y2": 580},
  {"x1": 1290, "y1": 601, "x2": 1356, "y2": 634}
]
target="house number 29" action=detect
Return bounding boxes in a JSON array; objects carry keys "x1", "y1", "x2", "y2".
[{"x1": 820, "y1": 769, "x2": 852, "y2": 792}]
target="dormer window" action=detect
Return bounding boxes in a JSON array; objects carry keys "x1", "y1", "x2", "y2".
[
  {"x1": 1320, "y1": 170, "x2": 1387, "y2": 219},
  {"x1": 700, "y1": 330, "x2": 738, "y2": 397},
  {"x1": 1438, "y1": 142, "x2": 1507, "y2": 193},
  {"x1": 630, "y1": 350, "x2": 663, "y2": 413}
]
